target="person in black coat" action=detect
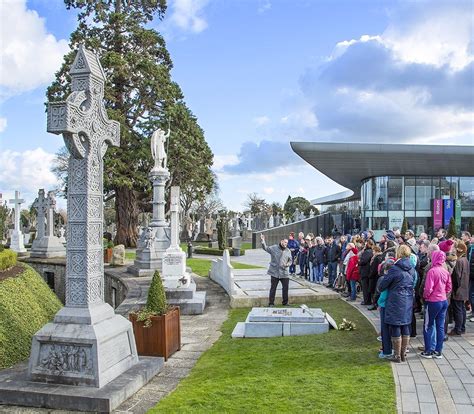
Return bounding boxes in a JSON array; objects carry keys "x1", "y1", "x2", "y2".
[
  {"x1": 368, "y1": 245, "x2": 383, "y2": 309},
  {"x1": 359, "y1": 239, "x2": 374, "y2": 305}
]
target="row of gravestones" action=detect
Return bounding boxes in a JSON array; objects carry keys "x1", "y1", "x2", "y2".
[{"x1": 5, "y1": 190, "x2": 66, "y2": 258}]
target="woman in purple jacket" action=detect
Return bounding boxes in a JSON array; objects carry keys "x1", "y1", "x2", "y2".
[{"x1": 420, "y1": 250, "x2": 452, "y2": 358}]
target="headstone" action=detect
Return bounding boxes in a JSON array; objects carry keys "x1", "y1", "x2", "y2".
[
  {"x1": 8, "y1": 191, "x2": 26, "y2": 253},
  {"x1": 162, "y1": 187, "x2": 206, "y2": 314},
  {"x1": 299, "y1": 211, "x2": 306, "y2": 221},
  {"x1": 309, "y1": 210, "x2": 315, "y2": 218},
  {"x1": 29, "y1": 45, "x2": 138, "y2": 387},
  {"x1": 246, "y1": 213, "x2": 253, "y2": 230},
  {"x1": 282, "y1": 215, "x2": 287, "y2": 225},
  {"x1": 162, "y1": 187, "x2": 189, "y2": 289},
  {"x1": 275, "y1": 214, "x2": 281, "y2": 227},
  {"x1": 268, "y1": 215, "x2": 274, "y2": 228},
  {"x1": 111, "y1": 244, "x2": 125, "y2": 266},
  {"x1": 293, "y1": 208, "x2": 300, "y2": 222},
  {"x1": 58, "y1": 226, "x2": 66, "y2": 244},
  {"x1": 205, "y1": 216, "x2": 213, "y2": 240},
  {"x1": 31, "y1": 190, "x2": 66, "y2": 258}
]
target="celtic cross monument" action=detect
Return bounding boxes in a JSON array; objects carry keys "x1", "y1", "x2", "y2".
[
  {"x1": 31, "y1": 189, "x2": 66, "y2": 258},
  {"x1": 28, "y1": 45, "x2": 138, "y2": 387}
]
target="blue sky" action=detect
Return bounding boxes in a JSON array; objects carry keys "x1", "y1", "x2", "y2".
[{"x1": 0, "y1": 0, "x2": 473, "y2": 211}]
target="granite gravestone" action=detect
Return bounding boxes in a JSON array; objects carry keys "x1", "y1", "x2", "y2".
[
  {"x1": 8, "y1": 191, "x2": 26, "y2": 253},
  {"x1": 28, "y1": 45, "x2": 138, "y2": 388}
]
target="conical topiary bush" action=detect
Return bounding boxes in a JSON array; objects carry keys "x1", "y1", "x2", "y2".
[{"x1": 146, "y1": 270, "x2": 167, "y2": 315}]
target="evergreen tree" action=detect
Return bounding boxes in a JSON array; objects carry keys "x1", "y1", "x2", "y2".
[
  {"x1": 469, "y1": 218, "x2": 474, "y2": 235},
  {"x1": 284, "y1": 196, "x2": 311, "y2": 216},
  {"x1": 217, "y1": 211, "x2": 228, "y2": 250},
  {"x1": 447, "y1": 217, "x2": 457, "y2": 238},
  {"x1": 401, "y1": 217, "x2": 408, "y2": 235},
  {"x1": 48, "y1": 1, "x2": 214, "y2": 247}
]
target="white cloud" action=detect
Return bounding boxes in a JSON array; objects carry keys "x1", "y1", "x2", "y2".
[
  {"x1": 212, "y1": 154, "x2": 239, "y2": 171},
  {"x1": 253, "y1": 115, "x2": 270, "y2": 126},
  {"x1": 0, "y1": 117, "x2": 7, "y2": 133},
  {"x1": 0, "y1": 148, "x2": 60, "y2": 207},
  {"x1": 263, "y1": 187, "x2": 274, "y2": 195},
  {"x1": 258, "y1": 0, "x2": 271, "y2": 14},
  {"x1": 383, "y1": 4, "x2": 473, "y2": 70},
  {"x1": 0, "y1": 0, "x2": 69, "y2": 97},
  {"x1": 168, "y1": 0, "x2": 209, "y2": 34}
]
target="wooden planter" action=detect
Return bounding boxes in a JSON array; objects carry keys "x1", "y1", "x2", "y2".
[
  {"x1": 104, "y1": 248, "x2": 113, "y2": 263},
  {"x1": 129, "y1": 307, "x2": 181, "y2": 361}
]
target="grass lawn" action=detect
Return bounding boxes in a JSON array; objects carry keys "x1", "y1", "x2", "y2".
[
  {"x1": 149, "y1": 299, "x2": 396, "y2": 414},
  {"x1": 187, "y1": 258, "x2": 262, "y2": 277}
]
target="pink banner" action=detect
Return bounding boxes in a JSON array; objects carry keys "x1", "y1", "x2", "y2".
[{"x1": 433, "y1": 199, "x2": 443, "y2": 230}]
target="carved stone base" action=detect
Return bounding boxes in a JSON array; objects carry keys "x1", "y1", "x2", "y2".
[
  {"x1": 10, "y1": 231, "x2": 26, "y2": 253},
  {"x1": 128, "y1": 226, "x2": 170, "y2": 277},
  {"x1": 28, "y1": 303, "x2": 138, "y2": 388},
  {"x1": 30, "y1": 236, "x2": 66, "y2": 258},
  {"x1": 165, "y1": 280, "x2": 206, "y2": 315}
]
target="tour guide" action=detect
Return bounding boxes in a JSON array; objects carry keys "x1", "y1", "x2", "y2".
[{"x1": 261, "y1": 234, "x2": 293, "y2": 306}]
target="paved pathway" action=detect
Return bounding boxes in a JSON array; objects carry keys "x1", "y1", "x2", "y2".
[{"x1": 351, "y1": 301, "x2": 474, "y2": 414}]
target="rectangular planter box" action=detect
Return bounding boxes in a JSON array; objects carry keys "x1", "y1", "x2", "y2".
[{"x1": 129, "y1": 307, "x2": 181, "y2": 361}]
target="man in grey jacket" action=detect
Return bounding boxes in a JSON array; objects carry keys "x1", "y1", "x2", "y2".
[{"x1": 261, "y1": 234, "x2": 292, "y2": 306}]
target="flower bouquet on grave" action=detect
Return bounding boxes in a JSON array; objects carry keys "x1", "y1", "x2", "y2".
[{"x1": 338, "y1": 318, "x2": 356, "y2": 331}]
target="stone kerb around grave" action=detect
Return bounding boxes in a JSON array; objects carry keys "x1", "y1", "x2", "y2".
[{"x1": 210, "y1": 249, "x2": 235, "y2": 296}]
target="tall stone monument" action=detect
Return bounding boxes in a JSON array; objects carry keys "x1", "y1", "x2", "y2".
[
  {"x1": 9, "y1": 191, "x2": 26, "y2": 253},
  {"x1": 128, "y1": 128, "x2": 171, "y2": 276},
  {"x1": 31, "y1": 189, "x2": 66, "y2": 258},
  {"x1": 29, "y1": 45, "x2": 138, "y2": 387},
  {"x1": 162, "y1": 187, "x2": 206, "y2": 314}
]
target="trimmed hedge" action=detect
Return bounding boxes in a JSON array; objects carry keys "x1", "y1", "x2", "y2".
[
  {"x1": 194, "y1": 247, "x2": 246, "y2": 256},
  {"x1": 0, "y1": 249, "x2": 17, "y2": 271},
  {"x1": 0, "y1": 263, "x2": 62, "y2": 369}
]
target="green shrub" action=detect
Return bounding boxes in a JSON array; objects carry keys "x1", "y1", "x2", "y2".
[
  {"x1": 146, "y1": 270, "x2": 167, "y2": 315},
  {"x1": 194, "y1": 247, "x2": 246, "y2": 256},
  {"x1": 0, "y1": 244, "x2": 4, "y2": 252},
  {"x1": 0, "y1": 263, "x2": 62, "y2": 369},
  {"x1": 0, "y1": 249, "x2": 17, "y2": 271}
]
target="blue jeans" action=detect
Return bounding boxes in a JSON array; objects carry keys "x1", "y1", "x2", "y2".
[
  {"x1": 380, "y1": 307, "x2": 392, "y2": 355},
  {"x1": 350, "y1": 280, "x2": 357, "y2": 300},
  {"x1": 312, "y1": 263, "x2": 324, "y2": 282},
  {"x1": 424, "y1": 300, "x2": 448, "y2": 353},
  {"x1": 289, "y1": 254, "x2": 297, "y2": 274},
  {"x1": 328, "y1": 261, "x2": 338, "y2": 285}
]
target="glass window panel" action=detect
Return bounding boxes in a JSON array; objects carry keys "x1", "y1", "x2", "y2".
[
  {"x1": 372, "y1": 177, "x2": 388, "y2": 211},
  {"x1": 416, "y1": 177, "x2": 432, "y2": 210},
  {"x1": 460, "y1": 177, "x2": 474, "y2": 209},
  {"x1": 361, "y1": 179, "x2": 372, "y2": 211},
  {"x1": 405, "y1": 177, "x2": 416, "y2": 210},
  {"x1": 450, "y1": 177, "x2": 459, "y2": 199},
  {"x1": 415, "y1": 217, "x2": 431, "y2": 237},
  {"x1": 388, "y1": 177, "x2": 403, "y2": 210}
]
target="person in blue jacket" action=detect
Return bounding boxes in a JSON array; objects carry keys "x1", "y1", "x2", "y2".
[
  {"x1": 287, "y1": 232, "x2": 299, "y2": 276},
  {"x1": 378, "y1": 245, "x2": 415, "y2": 363}
]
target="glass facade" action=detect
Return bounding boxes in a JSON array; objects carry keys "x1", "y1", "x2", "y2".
[{"x1": 361, "y1": 176, "x2": 474, "y2": 236}]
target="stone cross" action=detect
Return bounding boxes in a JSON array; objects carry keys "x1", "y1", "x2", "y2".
[
  {"x1": 45, "y1": 191, "x2": 57, "y2": 237},
  {"x1": 169, "y1": 186, "x2": 180, "y2": 250},
  {"x1": 32, "y1": 189, "x2": 47, "y2": 241},
  {"x1": 9, "y1": 191, "x2": 24, "y2": 233},
  {"x1": 246, "y1": 213, "x2": 253, "y2": 230},
  {"x1": 47, "y1": 44, "x2": 120, "y2": 307}
]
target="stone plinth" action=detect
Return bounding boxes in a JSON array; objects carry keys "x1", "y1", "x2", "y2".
[
  {"x1": 10, "y1": 231, "x2": 26, "y2": 253},
  {"x1": 30, "y1": 236, "x2": 66, "y2": 258},
  {"x1": 0, "y1": 357, "x2": 163, "y2": 412},
  {"x1": 231, "y1": 307, "x2": 330, "y2": 338},
  {"x1": 165, "y1": 279, "x2": 206, "y2": 315}
]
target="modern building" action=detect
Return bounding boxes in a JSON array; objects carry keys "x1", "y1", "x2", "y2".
[{"x1": 290, "y1": 142, "x2": 474, "y2": 238}]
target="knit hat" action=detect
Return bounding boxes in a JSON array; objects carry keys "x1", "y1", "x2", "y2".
[
  {"x1": 386, "y1": 230, "x2": 396, "y2": 241},
  {"x1": 406, "y1": 238, "x2": 419, "y2": 254},
  {"x1": 405, "y1": 229, "x2": 414, "y2": 237},
  {"x1": 361, "y1": 231, "x2": 368, "y2": 240},
  {"x1": 438, "y1": 240, "x2": 454, "y2": 253}
]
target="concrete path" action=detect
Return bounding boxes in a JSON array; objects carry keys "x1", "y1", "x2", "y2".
[{"x1": 350, "y1": 301, "x2": 474, "y2": 414}]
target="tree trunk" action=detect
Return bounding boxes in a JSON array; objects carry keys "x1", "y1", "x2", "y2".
[{"x1": 114, "y1": 186, "x2": 139, "y2": 247}]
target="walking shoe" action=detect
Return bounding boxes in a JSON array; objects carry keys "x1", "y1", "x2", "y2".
[
  {"x1": 378, "y1": 352, "x2": 393, "y2": 359},
  {"x1": 432, "y1": 351, "x2": 443, "y2": 359},
  {"x1": 345, "y1": 298, "x2": 355, "y2": 302},
  {"x1": 377, "y1": 336, "x2": 382, "y2": 342},
  {"x1": 368, "y1": 305, "x2": 377, "y2": 311},
  {"x1": 417, "y1": 346, "x2": 425, "y2": 352},
  {"x1": 448, "y1": 330, "x2": 461, "y2": 336},
  {"x1": 419, "y1": 351, "x2": 433, "y2": 359}
]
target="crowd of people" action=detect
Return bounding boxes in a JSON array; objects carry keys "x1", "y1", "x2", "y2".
[{"x1": 262, "y1": 228, "x2": 474, "y2": 362}]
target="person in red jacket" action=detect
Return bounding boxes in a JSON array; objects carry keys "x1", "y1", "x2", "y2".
[{"x1": 345, "y1": 244, "x2": 360, "y2": 301}]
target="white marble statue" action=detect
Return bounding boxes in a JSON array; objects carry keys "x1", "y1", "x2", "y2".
[{"x1": 151, "y1": 127, "x2": 170, "y2": 170}]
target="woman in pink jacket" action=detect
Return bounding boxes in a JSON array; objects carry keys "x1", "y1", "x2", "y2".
[{"x1": 420, "y1": 250, "x2": 452, "y2": 359}]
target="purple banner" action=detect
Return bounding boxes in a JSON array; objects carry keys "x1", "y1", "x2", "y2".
[
  {"x1": 443, "y1": 199, "x2": 454, "y2": 228},
  {"x1": 433, "y1": 199, "x2": 443, "y2": 230}
]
